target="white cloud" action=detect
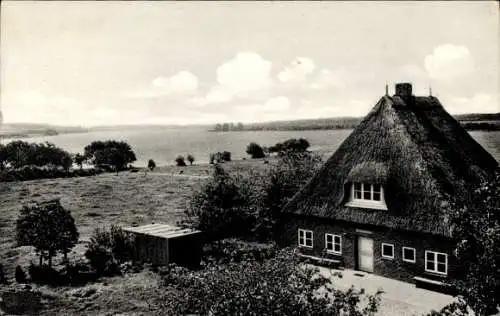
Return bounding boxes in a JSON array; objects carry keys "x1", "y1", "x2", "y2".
[
  {"x1": 151, "y1": 71, "x2": 198, "y2": 92},
  {"x1": 127, "y1": 71, "x2": 198, "y2": 98},
  {"x1": 233, "y1": 96, "x2": 291, "y2": 122},
  {"x1": 446, "y1": 93, "x2": 499, "y2": 114},
  {"x1": 198, "y1": 52, "x2": 274, "y2": 105},
  {"x1": 278, "y1": 57, "x2": 315, "y2": 83},
  {"x1": 424, "y1": 44, "x2": 475, "y2": 82}
]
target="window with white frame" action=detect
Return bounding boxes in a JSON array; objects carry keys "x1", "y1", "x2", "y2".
[
  {"x1": 402, "y1": 247, "x2": 416, "y2": 263},
  {"x1": 425, "y1": 251, "x2": 447, "y2": 275},
  {"x1": 325, "y1": 234, "x2": 342, "y2": 254},
  {"x1": 381, "y1": 243, "x2": 394, "y2": 259},
  {"x1": 298, "y1": 229, "x2": 313, "y2": 248},
  {"x1": 346, "y1": 183, "x2": 387, "y2": 210}
]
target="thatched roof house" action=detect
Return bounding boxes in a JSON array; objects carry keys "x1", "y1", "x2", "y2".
[{"x1": 280, "y1": 83, "x2": 498, "y2": 289}]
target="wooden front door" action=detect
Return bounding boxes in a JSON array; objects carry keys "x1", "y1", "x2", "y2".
[{"x1": 357, "y1": 236, "x2": 374, "y2": 272}]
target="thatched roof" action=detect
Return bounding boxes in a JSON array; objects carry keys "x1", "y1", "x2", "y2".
[{"x1": 282, "y1": 84, "x2": 499, "y2": 237}]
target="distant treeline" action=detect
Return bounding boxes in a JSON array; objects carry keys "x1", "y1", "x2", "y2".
[{"x1": 211, "y1": 114, "x2": 500, "y2": 132}]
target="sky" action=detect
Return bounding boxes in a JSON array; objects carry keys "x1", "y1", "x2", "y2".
[{"x1": 1, "y1": 1, "x2": 499, "y2": 127}]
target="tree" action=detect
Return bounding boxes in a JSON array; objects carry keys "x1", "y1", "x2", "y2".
[
  {"x1": 246, "y1": 142, "x2": 266, "y2": 159},
  {"x1": 184, "y1": 165, "x2": 255, "y2": 241},
  {"x1": 221, "y1": 151, "x2": 231, "y2": 162},
  {"x1": 0, "y1": 263, "x2": 6, "y2": 284},
  {"x1": 73, "y1": 153, "x2": 85, "y2": 170},
  {"x1": 175, "y1": 155, "x2": 186, "y2": 167},
  {"x1": 187, "y1": 154, "x2": 195, "y2": 165},
  {"x1": 256, "y1": 151, "x2": 323, "y2": 241},
  {"x1": 447, "y1": 171, "x2": 500, "y2": 315},
  {"x1": 16, "y1": 199, "x2": 79, "y2": 267},
  {"x1": 84, "y1": 140, "x2": 136, "y2": 172},
  {"x1": 159, "y1": 249, "x2": 381, "y2": 315},
  {"x1": 0, "y1": 144, "x2": 8, "y2": 171},
  {"x1": 148, "y1": 159, "x2": 156, "y2": 171}
]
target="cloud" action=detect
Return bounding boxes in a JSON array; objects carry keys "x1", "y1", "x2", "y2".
[
  {"x1": 152, "y1": 71, "x2": 198, "y2": 92},
  {"x1": 446, "y1": 93, "x2": 499, "y2": 114},
  {"x1": 196, "y1": 52, "x2": 273, "y2": 105},
  {"x1": 424, "y1": 44, "x2": 475, "y2": 82},
  {"x1": 127, "y1": 71, "x2": 198, "y2": 98},
  {"x1": 233, "y1": 96, "x2": 291, "y2": 122},
  {"x1": 278, "y1": 57, "x2": 316, "y2": 83}
]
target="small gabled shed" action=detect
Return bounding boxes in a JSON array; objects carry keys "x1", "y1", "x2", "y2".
[{"x1": 123, "y1": 223, "x2": 204, "y2": 268}]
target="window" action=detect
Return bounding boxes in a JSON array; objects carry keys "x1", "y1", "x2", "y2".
[
  {"x1": 381, "y1": 243, "x2": 394, "y2": 259},
  {"x1": 346, "y1": 183, "x2": 387, "y2": 210},
  {"x1": 325, "y1": 234, "x2": 342, "y2": 254},
  {"x1": 402, "y1": 247, "x2": 416, "y2": 263},
  {"x1": 425, "y1": 251, "x2": 447, "y2": 275},
  {"x1": 298, "y1": 229, "x2": 313, "y2": 248},
  {"x1": 353, "y1": 183, "x2": 382, "y2": 201}
]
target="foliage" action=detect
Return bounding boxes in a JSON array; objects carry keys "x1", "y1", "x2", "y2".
[
  {"x1": 148, "y1": 159, "x2": 156, "y2": 171},
  {"x1": 221, "y1": 151, "x2": 231, "y2": 162},
  {"x1": 2, "y1": 141, "x2": 73, "y2": 170},
  {"x1": 256, "y1": 151, "x2": 323, "y2": 241},
  {"x1": 159, "y1": 248, "x2": 381, "y2": 316},
  {"x1": 175, "y1": 155, "x2": 186, "y2": 166},
  {"x1": 209, "y1": 153, "x2": 215, "y2": 164},
  {"x1": 246, "y1": 142, "x2": 266, "y2": 159},
  {"x1": 187, "y1": 154, "x2": 195, "y2": 165},
  {"x1": 84, "y1": 140, "x2": 136, "y2": 172},
  {"x1": 15, "y1": 266, "x2": 27, "y2": 283},
  {"x1": 16, "y1": 199, "x2": 79, "y2": 267},
  {"x1": 203, "y1": 238, "x2": 278, "y2": 264},
  {"x1": 184, "y1": 165, "x2": 257, "y2": 241},
  {"x1": 0, "y1": 166, "x2": 102, "y2": 182},
  {"x1": 0, "y1": 144, "x2": 8, "y2": 171},
  {"x1": 84, "y1": 225, "x2": 135, "y2": 276},
  {"x1": 424, "y1": 299, "x2": 470, "y2": 316},
  {"x1": 269, "y1": 138, "x2": 310, "y2": 154},
  {"x1": 73, "y1": 153, "x2": 85, "y2": 169},
  {"x1": 449, "y1": 170, "x2": 500, "y2": 315}
]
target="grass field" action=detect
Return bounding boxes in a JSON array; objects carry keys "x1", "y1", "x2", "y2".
[
  {"x1": 0, "y1": 159, "x2": 274, "y2": 275},
  {"x1": 0, "y1": 159, "x2": 276, "y2": 315}
]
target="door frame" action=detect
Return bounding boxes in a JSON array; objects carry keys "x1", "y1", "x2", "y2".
[{"x1": 356, "y1": 235, "x2": 374, "y2": 273}]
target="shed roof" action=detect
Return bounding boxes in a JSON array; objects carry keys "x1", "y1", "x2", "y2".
[{"x1": 122, "y1": 223, "x2": 201, "y2": 239}]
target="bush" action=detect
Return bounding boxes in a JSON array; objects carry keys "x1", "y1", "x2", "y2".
[
  {"x1": 158, "y1": 248, "x2": 381, "y2": 315},
  {"x1": 246, "y1": 142, "x2": 266, "y2": 159},
  {"x1": 175, "y1": 155, "x2": 186, "y2": 167},
  {"x1": 187, "y1": 154, "x2": 195, "y2": 165},
  {"x1": 28, "y1": 264, "x2": 62, "y2": 285},
  {"x1": 147, "y1": 159, "x2": 156, "y2": 171},
  {"x1": 203, "y1": 239, "x2": 277, "y2": 264},
  {"x1": 84, "y1": 225, "x2": 134, "y2": 276},
  {"x1": 15, "y1": 266, "x2": 27, "y2": 283},
  {"x1": 221, "y1": 151, "x2": 231, "y2": 162}
]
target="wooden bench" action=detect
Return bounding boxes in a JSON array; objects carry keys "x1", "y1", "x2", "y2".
[
  {"x1": 296, "y1": 253, "x2": 341, "y2": 268},
  {"x1": 413, "y1": 276, "x2": 455, "y2": 295}
]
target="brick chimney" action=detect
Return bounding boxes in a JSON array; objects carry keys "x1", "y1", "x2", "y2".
[{"x1": 395, "y1": 83, "x2": 413, "y2": 103}]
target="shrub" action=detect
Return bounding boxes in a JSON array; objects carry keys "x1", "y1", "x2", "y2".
[
  {"x1": 203, "y1": 239, "x2": 278, "y2": 264},
  {"x1": 175, "y1": 155, "x2": 186, "y2": 167},
  {"x1": 158, "y1": 248, "x2": 381, "y2": 315},
  {"x1": 28, "y1": 264, "x2": 62, "y2": 285},
  {"x1": 84, "y1": 225, "x2": 134, "y2": 276},
  {"x1": 84, "y1": 140, "x2": 137, "y2": 172},
  {"x1": 147, "y1": 159, "x2": 156, "y2": 171},
  {"x1": 187, "y1": 154, "x2": 195, "y2": 165},
  {"x1": 221, "y1": 151, "x2": 231, "y2": 162},
  {"x1": 246, "y1": 142, "x2": 266, "y2": 159},
  {"x1": 209, "y1": 153, "x2": 215, "y2": 164},
  {"x1": 15, "y1": 266, "x2": 27, "y2": 283}
]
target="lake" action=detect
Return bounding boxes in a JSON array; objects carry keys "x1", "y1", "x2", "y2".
[{"x1": 2, "y1": 128, "x2": 500, "y2": 167}]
